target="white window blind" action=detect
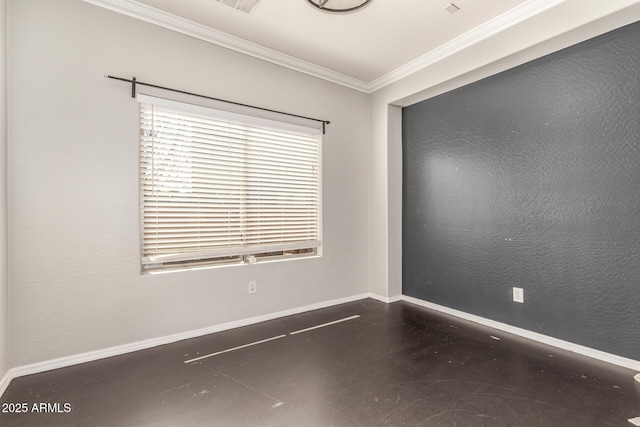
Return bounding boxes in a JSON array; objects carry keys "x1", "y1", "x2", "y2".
[{"x1": 139, "y1": 95, "x2": 321, "y2": 270}]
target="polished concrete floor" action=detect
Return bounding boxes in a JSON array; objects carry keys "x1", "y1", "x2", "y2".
[{"x1": 1, "y1": 299, "x2": 638, "y2": 426}]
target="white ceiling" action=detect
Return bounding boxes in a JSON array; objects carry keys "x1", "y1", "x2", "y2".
[
  {"x1": 84, "y1": 0, "x2": 640, "y2": 92},
  {"x1": 133, "y1": 0, "x2": 528, "y2": 82}
]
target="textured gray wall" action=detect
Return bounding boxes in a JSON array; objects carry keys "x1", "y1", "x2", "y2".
[{"x1": 402, "y1": 21, "x2": 640, "y2": 360}]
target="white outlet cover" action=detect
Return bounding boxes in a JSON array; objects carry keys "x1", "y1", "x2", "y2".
[{"x1": 513, "y1": 287, "x2": 524, "y2": 303}]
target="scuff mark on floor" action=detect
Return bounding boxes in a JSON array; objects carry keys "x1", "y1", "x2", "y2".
[
  {"x1": 161, "y1": 383, "x2": 191, "y2": 394},
  {"x1": 203, "y1": 365, "x2": 284, "y2": 408}
]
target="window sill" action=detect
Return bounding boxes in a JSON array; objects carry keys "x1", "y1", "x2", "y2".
[{"x1": 142, "y1": 253, "x2": 321, "y2": 275}]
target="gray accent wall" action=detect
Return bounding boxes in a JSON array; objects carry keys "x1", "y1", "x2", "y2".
[{"x1": 402, "y1": 21, "x2": 640, "y2": 360}]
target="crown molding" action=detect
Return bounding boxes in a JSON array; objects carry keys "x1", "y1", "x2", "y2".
[
  {"x1": 368, "y1": 0, "x2": 565, "y2": 92},
  {"x1": 82, "y1": 0, "x2": 370, "y2": 92},
  {"x1": 83, "y1": 0, "x2": 564, "y2": 94}
]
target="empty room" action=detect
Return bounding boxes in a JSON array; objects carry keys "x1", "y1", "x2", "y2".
[{"x1": 1, "y1": 0, "x2": 640, "y2": 425}]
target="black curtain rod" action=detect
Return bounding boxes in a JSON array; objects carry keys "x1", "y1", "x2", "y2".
[{"x1": 106, "y1": 75, "x2": 330, "y2": 134}]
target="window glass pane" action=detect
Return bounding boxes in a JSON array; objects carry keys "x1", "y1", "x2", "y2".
[{"x1": 139, "y1": 98, "x2": 321, "y2": 271}]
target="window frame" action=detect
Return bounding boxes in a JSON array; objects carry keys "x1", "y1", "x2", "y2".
[{"x1": 138, "y1": 94, "x2": 322, "y2": 273}]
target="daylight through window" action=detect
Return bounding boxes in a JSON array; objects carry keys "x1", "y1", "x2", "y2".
[{"x1": 139, "y1": 95, "x2": 321, "y2": 272}]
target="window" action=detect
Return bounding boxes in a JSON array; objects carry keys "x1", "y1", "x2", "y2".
[{"x1": 139, "y1": 95, "x2": 321, "y2": 272}]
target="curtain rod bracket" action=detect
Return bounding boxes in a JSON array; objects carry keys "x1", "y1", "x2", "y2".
[{"x1": 131, "y1": 76, "x2": 137, "y2": 98}]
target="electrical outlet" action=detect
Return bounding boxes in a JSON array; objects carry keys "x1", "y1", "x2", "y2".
[
  {"x1": 513, "y1": 287, "x2": 524, "y2": 303},
  {"x1": 248, "y1": 280, "x2": 257, "y2": 294}
]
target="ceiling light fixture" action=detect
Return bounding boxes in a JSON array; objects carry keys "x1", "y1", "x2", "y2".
[{"x1": 306, "y1": 0, "x2": 373, "y2": 14}]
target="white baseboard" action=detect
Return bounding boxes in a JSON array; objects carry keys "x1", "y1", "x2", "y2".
[
  {"x1": 2, "y1": 292, "x2": 638, "y2": 399},
  {"x1": 6, "y1": 293, "x2": 372, "y2": 385},
  {"x1": 0, "y1": 369, "x2": 12, "y2": 399},
  {"x1": 401, "y1": 295, "x2": 640, "y2": 372},
  {"x1": 368, "y1": 293, "x2": 403, "y2": 304}
]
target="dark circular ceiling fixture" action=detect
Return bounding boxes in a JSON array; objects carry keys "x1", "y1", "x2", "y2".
[{"x1": 306, "y1": 0, "x2": 373, "y2": 14}]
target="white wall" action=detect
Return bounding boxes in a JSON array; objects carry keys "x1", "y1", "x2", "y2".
[
  {"x1": 0, "y1": 0, "x2": 9, "y2": 379},
  {"x1": 7, "y1": 0, "x2": 369, "y2": 367},
  {"x1": 368, "y1": 0, "x2": 640, "y2": 299},
  {"x1": 8, "y1": 0, "x2": 640, "y2": 372}
]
